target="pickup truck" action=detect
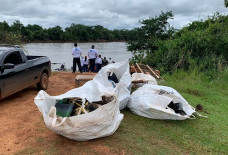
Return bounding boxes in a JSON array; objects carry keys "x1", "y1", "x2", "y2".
[{"x1": 0, "y1": 45, "x2": 51, "y2": 100}]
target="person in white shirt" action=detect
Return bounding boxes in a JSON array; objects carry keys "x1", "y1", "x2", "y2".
[
  {"x1": 72, "y1": 43, "x2": 82, "y2": 73},
  {"x1": 88, "y1": 45, "x2": 98, "y2": 72},
  {"x1": 83, "y1": 56, "x2": 89, "y2": 72},
  {"x1": 95, "y1": 55, "x2": 102, "y2": 72}
]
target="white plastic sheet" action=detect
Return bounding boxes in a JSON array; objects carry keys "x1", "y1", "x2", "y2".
[
  {"x1": 128, "y1": 84, "x2": 196, "y2": 120},
  {"x1": 132, "y1": 73, "x2": 158, "y2": 85},
  {"x1": 93, "y1": 61, "x2": 131, "y2": 110}
]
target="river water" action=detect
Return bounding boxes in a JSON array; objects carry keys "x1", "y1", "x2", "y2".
[{"x1": 24, "y1": 42, "x2": 132, "y2": 70}]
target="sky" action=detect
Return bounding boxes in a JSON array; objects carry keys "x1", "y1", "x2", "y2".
[{"x1": 0, "y1": 0, "x2": 228, "y2": 30}]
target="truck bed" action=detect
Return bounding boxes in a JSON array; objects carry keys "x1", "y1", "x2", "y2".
[{"x1": 26, "y1": 55, "x2": 46, "y2": 60}]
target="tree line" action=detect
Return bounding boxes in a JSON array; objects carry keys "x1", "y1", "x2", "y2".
[
  {"x1": 127, "y1": 11, "x2": 228, "y2": 78},
  {"x1": 0, "y1": 20, "x2": 133, "y2": 42},
  {"x1": 128, "y1": 1, "x2": 228, "y2": 77}
]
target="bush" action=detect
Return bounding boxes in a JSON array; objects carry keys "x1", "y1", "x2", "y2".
[{"x1": 139, "y1": 13, "x2": 228, "y2": 78}]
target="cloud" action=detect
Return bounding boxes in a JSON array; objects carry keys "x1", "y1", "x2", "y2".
[{"x1": 0, "y1": 0, "x2": 227, "y2": 30}]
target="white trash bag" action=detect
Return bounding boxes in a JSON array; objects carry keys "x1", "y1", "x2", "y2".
[
  {"x1": 34, "y1": 80, "x2": 124, "y2": 141},
  {"x1": 128, "y1": 84, "x2": 196, "y2": 120},
  {"x1": 132, "y1": 73, "x2": 158, "y2": 85},
  {"x1": 94, "y1": 61, "x2": 131, "y2": 110}
]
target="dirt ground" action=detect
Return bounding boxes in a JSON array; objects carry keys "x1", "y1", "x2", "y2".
[{"x1": 0, "y1": 72, "x2": 117, "y2": 155}]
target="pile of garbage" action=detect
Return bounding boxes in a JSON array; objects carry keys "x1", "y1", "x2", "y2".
[
  {"x1": 55, "y1": 96, "x2": 114, "y2": 117},
  {"x1": 128, "y1": 84, "x2": 196, "y2": 120},
  {"x1": 34, "y1": 61, "x2": 205, "y2": 141},
  {"x1": 34, "y1": 61, "x2": 130, "y2": 141}
]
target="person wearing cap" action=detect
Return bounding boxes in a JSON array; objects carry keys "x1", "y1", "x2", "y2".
[
  {"x1": 72, "y1": 43, "x2": 82, "y2": 73},
  {"x1": 88, "y1": 45, "x2": 98, "y2": 72}
]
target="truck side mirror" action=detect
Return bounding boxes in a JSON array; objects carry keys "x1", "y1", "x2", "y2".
[{"x1": 3, "y1": 63, "x2": 15, "y2": 69}]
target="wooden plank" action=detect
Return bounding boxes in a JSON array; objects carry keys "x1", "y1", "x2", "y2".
[
  {"x1": 133, "y1": 64, "x2": 139, "y2": 73},
  {"x1": 136, "y1": 63, "x2": 144, "y2": 73},
  {"x1": 146, "y1": 65, "x2": 160, "y2": 79}
]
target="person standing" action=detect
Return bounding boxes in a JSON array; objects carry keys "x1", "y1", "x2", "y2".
[
  {"x1": 88, "y1": 45, "x2": 98, "y2": 72},
  {"x1": 83, "y1": 56, "x2": 89, "y2": 72},
  {"x1": 102, "y1": 57, "x2": 108, "y2": 67},
  {"x1": 72, "y1": 43, "x2": 82, "y2": 73},
  {"x1": 97, "y1": 55, "x2": 102, "y2": 72}
]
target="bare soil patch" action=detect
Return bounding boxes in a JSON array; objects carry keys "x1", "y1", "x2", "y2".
[{"x1": 0, "y1": 72, "x2": 116, "y2": 155}]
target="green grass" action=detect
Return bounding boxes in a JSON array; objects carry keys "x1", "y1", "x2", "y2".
[
  {"x1": 115, "y1": 70, "x2": 228, "y2": 154},
  {"x1": 14, "y1": 70, "x2": 228, "y2": 154}
]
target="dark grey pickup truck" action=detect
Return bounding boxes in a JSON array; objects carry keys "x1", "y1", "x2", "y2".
[{"x1": 0, "y1": 45, "x2": 51, "y2": 100}]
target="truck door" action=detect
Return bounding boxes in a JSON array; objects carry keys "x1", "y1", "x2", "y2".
[{"x1": 2, "y1": 51, "x2": 29, "y2": 97}]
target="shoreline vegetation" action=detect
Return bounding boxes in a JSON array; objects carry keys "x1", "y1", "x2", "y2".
[
  {"x1": 0, "y1": 21, "x2": 133, "y2": 44},
  {"x1": 22, "y1": 40, "x2": 126, "y2": 44}
]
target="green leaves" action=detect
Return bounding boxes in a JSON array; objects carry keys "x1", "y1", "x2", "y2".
[
  {"x1": 129, "y1": 12, "x2": 228, "y2": 78},
  {"x1": 127, "y1": 11, "x2": 174, "y2": 64},
  {"x1": 0, "y1": 21, "x2": 132, "y2": 42},
  {"x1": 225, "y1": 0, "x2": 228, "y2": 7}
]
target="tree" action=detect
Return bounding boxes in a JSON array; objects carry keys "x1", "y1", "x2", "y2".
[
  {"x1": 0, "y1": 20, "x2": 133, "y2": 42},
  {"x1": 127, "y1": 11, "x2": 174, "y2": 62},
  {"x1": 0, "y1": 21, "x2": 10, "y2": 32},
  {"x1": 142, "y1": 13, "x2": 228, "y2": 75},
  {"x1": 47, "y1": 26, "x2": 63, "y2": 40},
  {"x1": 225, "y1": 0, "x2": 228, "y2": 7},
  {"x1": 11, "y1": 20, "x2": 23, "y2": 34}
]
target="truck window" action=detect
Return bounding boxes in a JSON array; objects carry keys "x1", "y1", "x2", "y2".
[{"x1": 3, "y1": 51, "x2": 24, "y2": 65}]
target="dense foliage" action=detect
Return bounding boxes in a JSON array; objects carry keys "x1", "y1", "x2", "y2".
[
  {"x1": 127, "y1": 11, "x2": 175, "y2": 63},
  {"x1": 128, "y1": 12, "x2": 228, "y2": 78},
  {"x1": 225, "y1": 0, "x2": 228, "y2": 7},
  {"x1": 0, "y1": 20, "x2": 132, "y2": 42}
]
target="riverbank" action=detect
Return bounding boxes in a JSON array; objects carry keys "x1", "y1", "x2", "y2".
[{"x1": 0, "y1": 71, "x2": 227, "y2": 154}]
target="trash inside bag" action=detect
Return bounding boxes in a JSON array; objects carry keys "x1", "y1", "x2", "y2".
[
  {"x1": 167, "y1": 101, "x2": 186, "y2": 116},
  {"x1": 128, "y1": 84, "x2": 196, "y2": 120},
  {"x1": 55, "y1": 96, "x2": 113, "y2": 117},
  {"x1": 108, "y1": 73, "x2": 119, "y2": 83}
]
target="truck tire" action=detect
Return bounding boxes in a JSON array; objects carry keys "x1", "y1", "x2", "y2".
[{"x1": 37, "y1": 73, "x2": 49, "y2": 90}]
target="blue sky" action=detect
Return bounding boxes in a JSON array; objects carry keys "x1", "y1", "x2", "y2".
[{"x1": 0, "y1": 0, "x2": 227, "y2": 29}]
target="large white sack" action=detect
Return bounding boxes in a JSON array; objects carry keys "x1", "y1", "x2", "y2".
[
  {"x1": 94, "y1": 61, "x2": 131, "y2": 110},
  {"x1": 128, "y1": 84, "x2": 196, "y2": 120},
  {"x1": 132, "y1": 73, "x2": 158, "y2": 85},
  {"x1": 34, "y1": 80, "x2": 124, "y2": 141}
]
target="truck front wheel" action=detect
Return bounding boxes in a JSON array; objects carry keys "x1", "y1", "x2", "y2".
[{"x1": 37, "y1": 73, "x2": 49, "y2": 90}]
